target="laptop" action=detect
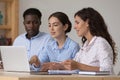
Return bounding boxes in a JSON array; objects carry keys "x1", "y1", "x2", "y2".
[
  {"x1": 0, "y1": 46, "x2": 51, "y2": 75},
  {"x1": 0, "y1": 46, "x2": 33, "y2": 72}
]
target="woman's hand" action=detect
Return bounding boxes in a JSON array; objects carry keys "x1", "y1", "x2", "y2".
[
  {"x1": 62, "y1": 60, "x2": 79, "y2": 70},
  {"x1": 29, "y1": 55, "x2": 40, "y2": 68},
  {"x1": 41, "y1": 62, "x2": 65, "y2": 71},
  {"x1": 62, "y1": 60, "x2": 99, "y2": 71}
]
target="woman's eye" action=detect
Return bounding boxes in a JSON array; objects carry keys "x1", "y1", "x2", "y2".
[
  {"x1": 76, "y1": 21, "x2": 80, "y2": 24},
  {"x1": 54, "y1": 25, "x2": 58, "y2": 26}
]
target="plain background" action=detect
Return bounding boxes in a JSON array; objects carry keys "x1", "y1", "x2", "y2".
[{"x1": 19, "y1": 0, "x2": 120, "y2": 74}]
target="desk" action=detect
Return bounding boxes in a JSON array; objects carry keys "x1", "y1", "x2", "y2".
[{"x1": 0, "y1": 70, "x2": 120, "y2": 80}]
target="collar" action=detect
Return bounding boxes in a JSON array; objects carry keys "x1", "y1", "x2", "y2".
[
  {"x1": 25, "y1": 32, "x2": 42, "y2": 39},
  {"x1": 53, "y1": 37, "x2": 70, "y2": 50},
  {"x1": 81, "y1": 36, "x2": 97, "y2": 51}
]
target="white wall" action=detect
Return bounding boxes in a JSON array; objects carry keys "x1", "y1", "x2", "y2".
[{"x1": 19, "y1": 0, "x2": 120, "y2": 74}]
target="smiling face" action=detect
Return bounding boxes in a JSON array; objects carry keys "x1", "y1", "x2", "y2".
[
  {"x1": 23, "y1": 15, "x2": 41, "y2": 39},
  {"x1": 48, "y1": 17, "x2": 67, "y2": 39},
  {"x1": 74, "y1": 15, "x2": 90, "y2": 37}
]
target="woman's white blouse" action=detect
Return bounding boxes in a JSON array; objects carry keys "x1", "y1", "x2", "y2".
[{"x1": 74, "y1": 36, "x2": 113, "y2": 72}]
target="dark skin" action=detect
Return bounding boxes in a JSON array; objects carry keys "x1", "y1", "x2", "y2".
[
  {"x1": 23, "y1": 14, "x2": 41, "y2": 39},
  {"x1": 24, "y1": 14, "x2": 41, "y2": 67}
]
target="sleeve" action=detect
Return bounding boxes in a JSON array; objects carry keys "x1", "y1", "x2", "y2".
[
  {"x1": 71, "y1": 44, "x2": 80, "y2": 59},
  {"x1": 97, "y1": 39, "x2": 113, "y2": 72},
  {"x1": 38, "y1": 46, "x2": 50, "y2": 64},
  {"x1": 73, "y1": 51, "x2": 80, "y2": 61},
  {"x1": 30, "y1": 46, "x2": 50, "y2": 71},
  {"x1": 12, "y1": 37, "x2": 19, "y2": 46},
  {"x1": 12, "y1": 34, "x2": 25, "y2": 46},
  {"x1": 30, "y1": 64, "x2": 41, "y2": 71},
  {"x1": 31, "y1": 37, "x2": 52, "y2": 71}
]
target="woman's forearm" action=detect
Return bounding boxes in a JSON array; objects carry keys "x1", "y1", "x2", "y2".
[{"x1": 77, "y1": 62, "x2": 99, "y2": 71}]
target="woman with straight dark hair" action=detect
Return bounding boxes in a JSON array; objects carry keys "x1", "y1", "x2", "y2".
[{"x1": 30, "y1": 12, "x2": 80, "y2": 71}]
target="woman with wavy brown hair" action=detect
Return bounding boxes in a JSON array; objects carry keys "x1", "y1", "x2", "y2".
[{"x1": 62, "y1": 7, "x2": 117, "y2": 74}]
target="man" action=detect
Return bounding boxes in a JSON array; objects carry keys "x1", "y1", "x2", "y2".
[{"x1": 13, "y1": 8, "x2": 51, "y2": 71}]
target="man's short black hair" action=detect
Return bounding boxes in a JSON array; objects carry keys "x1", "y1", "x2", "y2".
[{"x1": 23, "y1": 8, "x2": 42, "y2": 20}]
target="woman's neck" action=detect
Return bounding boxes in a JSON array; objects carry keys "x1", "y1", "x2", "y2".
[
  {"x1": 55, "y1": 35, "x2": 67, "y2": 49},
  {"x1": 85, "y1": 32, "x2": 93, "y2": 43}
]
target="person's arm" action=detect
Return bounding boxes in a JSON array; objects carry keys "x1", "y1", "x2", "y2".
[
  {"x1": 29, "y1": 46, "x2": 50, "y2": 69},
  {"x1": 62, "y1": 60, "x2": 99, "y2": 71},
  {"x1": 97, "y1": 39, "x2": 113, "y2": 71},
  {"x1": 71, "y1": 44, "x2": 80, "y2": 59},
  {"x1": 41, "y1": 62, "x2": 65, "y2": 71},
  {"x1": 77, "y1": 62, "x2": 99, "y2": 71}
]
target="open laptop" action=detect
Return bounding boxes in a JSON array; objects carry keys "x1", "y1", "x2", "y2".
[
  {"x1": 0, "y1": 46, "x2": 32, "y2": 72},
  {"x1": 0, "y1": 46, "x2": 48, "y2": 75},
  {"x1": 0, "y1": 46, "x2": 52, "y2": 75}
]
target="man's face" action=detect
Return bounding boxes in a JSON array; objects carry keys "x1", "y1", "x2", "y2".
[{"x1": 23, "y1": 15, "x2": 41, "y2": 38}]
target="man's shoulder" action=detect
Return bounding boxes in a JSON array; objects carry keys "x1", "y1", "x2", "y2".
[
  {"x1": 39, "y1": 32, "x2": 50, "y2": 37},
  {"x1": 13, "y1": 33, "x2": 26, "y2": 45},
  {"x1": 14, "y1": 33, "x2": 26, "y2": 40},
  {"x1": 37, "y1": 32, "x2": 52, "y2": 43}
]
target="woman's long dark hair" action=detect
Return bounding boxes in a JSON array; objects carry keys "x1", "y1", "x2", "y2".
[{"x1": 74, "y1": 7, "x2": 117, "y2": 64}]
